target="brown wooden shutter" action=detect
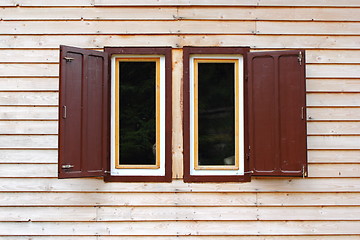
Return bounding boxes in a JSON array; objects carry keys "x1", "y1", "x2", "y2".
[
  {"x1": 58, "y1": 45, "x2": 109, "y2": 178},
  {"x1": 248, "y1": 50, "x2": 307, "y2": 176}
]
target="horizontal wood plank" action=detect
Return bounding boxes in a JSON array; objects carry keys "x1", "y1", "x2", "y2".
[
  {"x1": 257, "y1": 21, "x2": 360, "y2": 35},
  {"x1": 94, "y1": 0, "x2": 360, "y2": 7},
  {"x1": 0, "y1": 20, "x2": 256, "y2": 35},
  {"x1": 307, "y1": 93, "x2": 360, "y2": 106},
  {"x1": 309, "y1": 163, "x2": 360, "y2": 178},
  {"x1": 306, "y1": 64, "x2": 360, "y2": 78},
  {"x1": 308, "y1": 135, "x2": 360, "y2": 149},
  {"x1": 1, "y1": 178, "x2": 359, "y2": 193},
  {"x1": 0, "y1": 135, "x2": 57, "y2": 148},
  {"x1": 307, "y1": 121, "x2": 360, "y2": 134},
  {"x1": 0, "y1": 220, "x2": 359, "y2": 235},
  {"x1": 0, "y1": 7, "x2": 178, "y2": 20},
  {"x1": 306, "y1": 50, "x2": 360, "y2": 64},
  {"x1": 0, "y1": 64, "x2": 58, "y2": 77},
  {"x1": 2, "y1": 206, "x2": 360, "y2": 221},
  {"x1": 1, "y1": 236, "x2": 360, "y2": 240},
  {"x1": 0, "y1": 106, "x2": 58, "y2": 119},
  {"x1": 307, "y1": 107, "x2": 360, "y2": 121},
  {"x1": 0, "y1": 149, "x2": 57, "y2": 163},
  {"x1": 0, "y1": 49, "x2": 59, "y2": 62},
  {"x1": 1, "y1": 35, "x2": 360, "y2": 49},
  {"x1": 0, "y1": 163, "x2": 57, "y2": 178},
  {"x1": 308, "y1": 150, "x2": 360, "y2": 163},
  {"x1": 0, "y1": 0, "x2": 94, "y2": 6},
  {"x1": 0, "y1": 78, "x2": 58, "y2": 91},
  {"x1": 307, "y1": 79, "x2": 360, "y2": 92},
  {"x1": 3, "y1": 7, "x2": 360, "y2": 21},
  {"x1": 0, "y1": 92, "x2": 58, "y2": 106},
  {"x1": 0, "y1": 121, "x2": 57, "y2": 134}
]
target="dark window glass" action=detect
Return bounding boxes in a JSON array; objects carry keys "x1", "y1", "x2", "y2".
[
  {"x1": 198, "y1": 63, "x2": 235, "y2": 166},
  {"x1": 119, "y1": 61, "x2": 156, "y2": 165}
]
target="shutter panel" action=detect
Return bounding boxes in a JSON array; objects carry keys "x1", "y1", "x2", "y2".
[
  {"x1": 58, "y1": 45, "x2": 109, "y2": 178},
  {"x1": 248, "y1": 50, "x2": 307, "y2": 176}
]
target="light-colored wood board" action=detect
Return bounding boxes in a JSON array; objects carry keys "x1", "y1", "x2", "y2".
[
  {"x1": 306, "y1": 79, "x2": 360, "y2": 92},
  {"x1": 308, "y1": 150, "x2": 360, "y2": 163},
  {"x1": 0, "y1": 7, "x2": 178, "y2": 20},
  {"x1": 0, "y1": 135, "x2": 57, "y2": 148},
  {"x1": 0, "y1": 149, "x2": 57, "y2": 163},
  {"x1": 308, "y1": 163, "x2": 360, "y2": 178},
  {"x1": 306, "y1": 64, "x2": 360, "y2": 78},
  {"x1": 0, "y1": 106, "x2": 58, "y2": 119},
  {"x1": 257, "y1": 21, "x2": 360, "y2": 35},
  {"x1": 0, "y1": 92, "x2": 58, "y2": 106},
  {"x1": 0, "y1": 192, "x2": 257, "y2": 206},
  {"x1": 0, "y1": 20, "x2": 256, "y2": 35},
  {"x1": 0, "y1": 49, "x2": 59, "y2": 62},
  {"x1": 308, "y1": 135, "x2": 360, "y2": 149},
  {"x1": 4, "y1": 7, "x2": 360, "y2": 21},
  {"x1": 0, "y1": 78, "x2": 58, "y2": 91},
  {"x1": 307, "y1": 93, "x2": 360, "y2": 107},
  {"x1": 1, "y1": 178, "x2": 360, "y2": 193},
  {"x1": 178, "y1": 7, "x2": 360, "y2": 21},
  {"x1": 0, "y1": 220, "x2": 359, "y2": 235},
  {"x1": 257, "y1": 192, "x2": 360, "y2": 206},
  {"x1": 94, "y1": 0, "x2": 360, "y2": 7},
  {"x1": 2, "y1": 206, "x2": 360, "y2": 222},
  {"x1": 1, "y1": 35, "x2": 360, "y2": 49},
  {"x1": 0, "y1": 121, "x2": 57, "y2": 134},
  {"x1": 0, "y1": 64, "x2": 58, "y2": 77},
  {"x1": 307, "y1": 121, "x2": 360, "y2": 134},
  {"x1": 307, "y1": 107, "x2": 360, "y2": 121},
  {"x1": 172, "y1": 49, "x2": 183, "y2": 179},
  {"x1": 0, "y1": 163, "x2": 57, "y2": 178},
  {"x1": 1, "y1": 236, "x2": 360, "y2": 240},
  {"x1": 306, "y1": 50, "x2": 360, "y2": 64},
  {"x1": 0, "y1": 0, "x2": 94, "y2": 6}
]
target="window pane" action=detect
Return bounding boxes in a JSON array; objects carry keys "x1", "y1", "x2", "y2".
[
  {"x1": 119, "y1": 61, "x2": 156, "y2": 165},
  {"x1": 198, "y1": 62, "x2": 235, "y2": 166}
]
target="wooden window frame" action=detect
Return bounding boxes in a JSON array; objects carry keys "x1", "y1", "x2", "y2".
[
  {"x1": 183, "y1": 46, "x2": 251, "y2": 183},
  {"x1": 104, "y1": 47, "x2": 172, "y2": 182}
]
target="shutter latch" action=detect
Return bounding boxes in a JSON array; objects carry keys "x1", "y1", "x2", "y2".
[
  {"x1": 297, "y1": 51, "x2": 303, "y2": 66},
  {"x1": 64, "y1": 56, "x2": 74, "y2": 62},
  {"x1": 62, "y1": 164, "x2": 74, "y2": 169},
  {"x1": 302, "y1": 165, "x2": 308, "y2": 178}
]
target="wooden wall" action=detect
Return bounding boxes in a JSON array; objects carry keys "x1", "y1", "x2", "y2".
[{"x1": 1, "y1": 0, "x2": 360, "y2": 238}]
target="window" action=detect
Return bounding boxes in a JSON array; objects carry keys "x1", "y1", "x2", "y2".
[
  {"x1": 183, "y1": 47, "x2": 307, "y2": 182},
  {"x1": 58, "y1": 46, "x2": 172, "y2": 182},
  {"x1": 58, "y1": 45, "x2": 307, "y2": 183}
]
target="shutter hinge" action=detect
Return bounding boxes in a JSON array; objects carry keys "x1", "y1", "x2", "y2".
[
  {"x1": 245, "y1": 74, "x2": 249, "y2": 81},
  {"x1": 62, "y1": 106, "x2": 67, "y2": 119},
  {"x1": 62, "y1": 164, "x2": 74, "y2": 169},
  {"x1": 297, "y1": 51, "x2": 303, "y2": 66},
  {"x1": 63, "y1": 56, "x2": 74, "y2": 62},
  {"x1": 302, "y1": 165, "x2": 308, "y2": 178},
  {"x1": 301, "y1": 106, "x2": 305, "y2": 120}
]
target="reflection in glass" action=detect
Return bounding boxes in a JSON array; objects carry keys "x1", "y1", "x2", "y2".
[
  {"x1": 119, "y1": 61, "x2": 156, "y2": 165},
  {"x1": 198, "y1": 63, "x2": 235, "y2": 166}
]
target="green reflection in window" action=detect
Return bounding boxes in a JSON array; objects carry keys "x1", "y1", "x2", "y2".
[
  {"x1": 119, "y1": 62, "x2": 156, "y2": 165},
  {"x1": 198, "y1": 63, "x2": 235, "y2": 166}
]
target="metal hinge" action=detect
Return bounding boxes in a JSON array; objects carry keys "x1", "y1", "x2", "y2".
[
  {"x1": 62, "y1": 105, "x2": 67, "y2": 119},
  {"x1": 63, "y1": 56, "x2": 74, "y2": 62},
  {"x1": 62, "y1": 164, "x2": 74, "y2": 169},
  {"x1": 302, "y1": 165, "x2": 308, "y2": 178},
  {"x1": 297, "y1": 51, "x2": 303, "y2": 66},
  {"x1": 301, "y1": 106, "x2": 305, "y2": 120}
]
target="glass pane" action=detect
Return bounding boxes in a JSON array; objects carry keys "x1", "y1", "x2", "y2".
[
  {"x1": 198, "y1": 62, "x2": 235, "y2": 166},
  {"x1": 119, "y1": 61, "x2": 156, "y2": 165}
]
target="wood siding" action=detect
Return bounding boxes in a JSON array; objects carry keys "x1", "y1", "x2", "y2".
[{"x1": 0, "y1": 1, "x2": 360, "y2": 238}]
